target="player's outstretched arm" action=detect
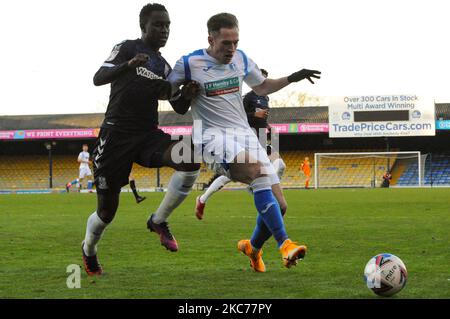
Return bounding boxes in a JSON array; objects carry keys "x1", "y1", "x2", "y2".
[
  {"x1": 252, "y1": 69, "x2": 321, "y2": 96},
  {"x1": 170, "y1": 80, "x2": 200, "y2": 115},
  {"x1": 93, "y1": 53, "x2": 149, "y2": 86}
]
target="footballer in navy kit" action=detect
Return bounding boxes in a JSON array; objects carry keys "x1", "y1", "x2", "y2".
[
  {"x1": 81, "y1": 3, "x2": 200, "y2": 276},
  {"x1": 243, "y1": 68, "x2": 270, "y2": 136}
]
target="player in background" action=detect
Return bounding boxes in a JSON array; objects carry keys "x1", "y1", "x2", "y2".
[
  {"x1": 381, "y1": 170, "x2": 392, "y2": 188},
  {"x1": 66, "y1": 144, "x2": 93, "y2": 192},
  {"x1": 300, "y1": 157, "x2": 311, "y2": 189},
  {"x1": 129, "y1": 172, "x2": 146, "y2": 203},
  {"x1": 168, "y1": 13, "x2": 320, "y2": 272},
  {"x1": 81, "y1": 3, "x2": 200, "y2": 276},
  {"x1": 195, "y1": 69, "x2": 287, "y2": 221}
]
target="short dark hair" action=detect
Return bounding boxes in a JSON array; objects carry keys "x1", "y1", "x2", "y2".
[
  {"x1": 139, "y1": 3, "x2": 167, "y2": 31},
  {"x1": 207, "y1": 13, "x2": 239, "y2": 35},
  {"x1": 260, "y1": 69, "x2": 268, "y2": 77}
]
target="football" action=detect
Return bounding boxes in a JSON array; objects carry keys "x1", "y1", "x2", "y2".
[{"x1": 364, "y1": 253, "x2": 408, "y2": 297}]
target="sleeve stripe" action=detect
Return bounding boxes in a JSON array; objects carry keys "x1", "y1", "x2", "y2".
[
  {"x1": 183, "y1": 56, "x2": 191, "y2": 81},
  {"x1": 238, "y1": 50, "x2": 248, "y2": 77},
  {"x1": 102, "y1": 63, "x2": 116, "y2": 68},
  {"x1": 182, "y1": 49, "x2": 205, "y2": 82}
]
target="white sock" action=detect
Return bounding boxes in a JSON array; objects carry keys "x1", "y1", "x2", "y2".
[
  {"x1": 200, "y1": 175, "x2": 231, "y2": 203},
  {"x1": 152, "y1": 170, "x2": 200, "y2": 224},
  {"x1": 83, "y1": 211, "x2": 108, "y2": 256},
  {"x1": 272, "y1": 158, "x2": 286, "y2": 180}
]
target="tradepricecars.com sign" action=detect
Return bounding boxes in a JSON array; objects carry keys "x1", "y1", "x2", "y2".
[{"x1": 328, "y1": 95, "x2": 435, "y2": 138}]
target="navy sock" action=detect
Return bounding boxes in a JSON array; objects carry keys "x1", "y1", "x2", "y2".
[
  {"x1": 253, "y1": 189, "x2": 288, "y2": 247},
  {"x1": 130, "y1": 180, "x2": 139, "y2": 198},
  {"x1": 250, "y1": 214, "x2": 272, "y2": 250}
]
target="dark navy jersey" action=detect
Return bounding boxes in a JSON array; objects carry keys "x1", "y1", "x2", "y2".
[
  {"x1": 94, "y1": 39, "x2": 172, "y2": 132},
  {"x1": 243, "y1": 90, "x2": 270, "y2": 130}
]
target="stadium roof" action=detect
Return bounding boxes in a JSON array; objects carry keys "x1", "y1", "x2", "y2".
[{"x1": 1, "y1": 104, "x2": 449, "y2": 130}]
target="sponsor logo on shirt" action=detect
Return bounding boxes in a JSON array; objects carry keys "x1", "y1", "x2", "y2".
[
  {"x1": 136, "y1": 67, "x2": 163, "y2": 80},
  {"x1": 204, "y1": 77, "x2": 240, "y2": 97}
]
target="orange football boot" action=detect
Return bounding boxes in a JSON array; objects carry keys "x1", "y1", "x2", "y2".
[
  {"x1": 237, "y1": 239, "x2": 266, "y2": 273},
  {"x1": 279, "y1": 239, "x2": 307, "y2": 268}
]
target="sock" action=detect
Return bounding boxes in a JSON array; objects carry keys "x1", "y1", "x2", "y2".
[
  {"x1": 200, "y1": 175, "x2": 230, "y2": 203},
  {"x1": 130, "y1": 180, "x2": 139, "y2": 199},
  {"x1": 83, "y1": 211, "x2": 108, "y2": 256},
  {"x1": 250, "y1": 214, "x2": 272, "y2": 250},
  {"x1": 272, "y1": 158, "x2": 286, "y2": 179},
  {"x1": 305, "y1": 179, "x2": 310, "y2": 188},
  {"x1": 87, "y1": 180, "x2": 93, "y2": 190},
  {"x1": 251, "y1": 176, "x2": 288, "y2": 248},
  {"x1": 151, "y1": 170, "x2": 200, "y2": 224}
]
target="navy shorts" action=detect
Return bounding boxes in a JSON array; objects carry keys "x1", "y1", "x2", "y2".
[{"x1": 92, "y1": 127, "x2": 174, "y2": 194}]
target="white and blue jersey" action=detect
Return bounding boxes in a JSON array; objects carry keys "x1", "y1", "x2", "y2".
[
  {"x1": 168, "y1": 49, "x2": 266, "y2": 144},
  {"x1": 78, "y1": 151, "x2": 92, "y2": 179},
  {"x1": 168, "y1": 49, "x2": 278, "y2": 183},
  {"x1": 78, "y1": 151, "x2": 90, "y2": 169}
]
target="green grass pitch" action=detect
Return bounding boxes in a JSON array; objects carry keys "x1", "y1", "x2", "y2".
[{"x1": 0, "y1": 188, "x2": 449, "y2": 299}]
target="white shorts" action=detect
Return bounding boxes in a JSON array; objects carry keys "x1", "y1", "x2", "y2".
[
  {"x1": 79, "y1": 167, "x2": 92, "y2": 179},
  {"x1": 196, "y1": 128, "x2": 279, "y2": 185}
]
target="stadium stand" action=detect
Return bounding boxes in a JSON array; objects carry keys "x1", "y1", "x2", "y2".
[
  {"x1": 2, "y1": 149, "x2": 450, "y2": 190},
  {"x1": 1, "y1": 104, "x2": 449, "y2": 191},
  {"x1": 0, "y1": 155, "x2": 216, "y2": 191},
  {"x1": 397, "y1": 153, "x2": 450, "y2": 186}
]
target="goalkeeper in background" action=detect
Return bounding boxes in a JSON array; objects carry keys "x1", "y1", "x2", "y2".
[{"x1": 300, "y1": 157, "x2": 311, "y2": 189}]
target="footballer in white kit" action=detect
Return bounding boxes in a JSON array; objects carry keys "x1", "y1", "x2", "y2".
[
  {"x1": 78, "y1": 149, "x2": 92, "y2": 179},
  {"x1": 66, "y1": 144, "x2": 93, "y2": 192},
  {"x1": 168, "y1": 48, "x2": 277, "y2": 181},
  {"x1": 168, "y1": 12, "x2": 321, "y2": 272}
]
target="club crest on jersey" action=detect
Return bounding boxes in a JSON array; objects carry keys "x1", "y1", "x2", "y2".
[
  {"x1": 204, "y1": 77, "x2": 239, "y2": 97},
  {"x1": 136, "y1": 67, "x2": 163, "y2": 80},
  {"x1": 105, "y1": 42, "x2": 124, "y2": 62}
]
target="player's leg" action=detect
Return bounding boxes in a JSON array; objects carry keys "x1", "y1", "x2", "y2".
[
  {"x1": 138, "y1": 134, "x2": 200, "y2": 251},
  {"x1": 195, "y1": 174, "x2": 231, "y2": 220},
  {"x1": 66, "y1": 178, "x2": 79, "y2": 192},
  {"x1": 81, "y1": 127, "x2": 132, "y2": 275},
  {"x1": 247, "y1": 149, "x2": 288, "y2": 251},
  {"x1": 79, "y1": 168, "x2": 90, "y2": 191},
  {"x1": 77, "y1": 170, "x2": 84, "y2": 191},
  {"x1": 249, "y1": 182, "x2": 287, "y2": 247},
  {"x1": 129, "y1": 173, "x2": 146, "y2": 204},
  {"x1": 231, "y1": 151, "x2": 306, "y2": 269},
  {"x1": 82, "y1": 190, "x2": 120, "y2": 276},
  {"x1": 86, "y1": 168, "x2": 94, "y2": 191},
  {"x1": 230, "y1": 156, "x2": 288, "y2": 246},
  {"x1": 200, "y1": 175, "x2": 231, "y2": 204},
  {"x1": 305, "y1": 175, "x2": 310, "y2": 189}
]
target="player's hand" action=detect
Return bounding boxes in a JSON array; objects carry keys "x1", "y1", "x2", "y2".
[
  {"x1": 128, "y1": 53, "x2": 150, "y2": 68},
  {"x1": 287, "y1": 69, "x2": 321, "y2": 84},
  {"x1": 181, "y1": 80, "x2": 200, "y2": 100},
  {"x1": 255, "y1": 109, "x2": 269, "y2": 119}
]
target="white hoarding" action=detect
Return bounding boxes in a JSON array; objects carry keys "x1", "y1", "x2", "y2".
[{"x1": 329, "y1": 95, "x2": 435, "y2": 138}]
